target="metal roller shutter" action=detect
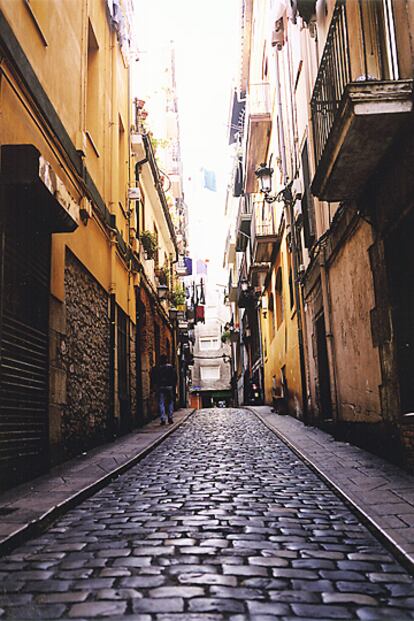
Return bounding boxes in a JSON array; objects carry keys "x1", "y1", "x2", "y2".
[{"x1": 0, "y1": 208, "x2": 50, "y2": 488}]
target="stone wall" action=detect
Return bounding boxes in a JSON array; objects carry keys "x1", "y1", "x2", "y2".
[
  {"x1": 62, "y1": 249, "x2": 110, "y2": 456},
  {"x1": 130, "y1": 321, "x2": 137, "y2": 423},
  {"x1": 139, "y1": 285, "x2": 156, "y2": 421}
]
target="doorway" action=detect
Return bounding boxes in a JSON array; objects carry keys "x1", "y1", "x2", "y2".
[
  {"x1": 386, "y1": 211, "x2": 414, "y2": 414},
  {"x1": 315, "y1": 312, "x2": 332, "y2": 420}
]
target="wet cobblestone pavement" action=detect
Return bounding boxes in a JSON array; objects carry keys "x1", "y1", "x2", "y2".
[{"x1": 1, "y1": 408, "x2": 414, "y2": 620}]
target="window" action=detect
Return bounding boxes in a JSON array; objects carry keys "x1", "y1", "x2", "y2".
[
  {"x1": 199, "y1": 337, "x2": 219, "y2": 351},
  {"x1": 289, "y1": 264, "x2": 294, "y2": 310},
  {"x1": 119, "y1": 114, "x2": 126, "y2": 209},
  {"x1": 86, "y1": 20, "x2": 101, "y2": 153},
  {"x1": 200, "y1": 366, "x2": 220, "y2": 381},
  {"x1": 358, "y1": 0, "x2": 399, "y2": 81},
  {"x1": 275, "y1": 267, "x2": 284, "y2": 329},
  {"x1": 268, "y1": 292, "x2": 275, "y2": 341},
  {"x1": 301, "y1": 141, "x2": 316, "y2": 249}
]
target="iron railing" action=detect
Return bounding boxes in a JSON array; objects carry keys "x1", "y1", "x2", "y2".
[
  {"x1": 311, "y1": 0, "x2": 399, "y2": 166},
  {"x1": 311, "y1": 2, "x2": 351, "y2": 165}
]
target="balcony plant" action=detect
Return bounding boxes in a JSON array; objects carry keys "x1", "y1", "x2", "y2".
[
  {"x1": 172, "y1": 285, "x2": 186, "y2": 309},
  {"x1": 140, "y1": 230, "x2": 158, "y2": 259}
]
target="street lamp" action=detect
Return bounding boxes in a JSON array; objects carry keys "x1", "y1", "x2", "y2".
[
  {"x1": 255, "y1": 162, "x2": 274, "y2": 197},
  {"x1": 255, "y1": 161, "x2": 294, "y2": 205},
  {"x1": 157, "y1": 284, "x2": 169, "y2": 301}
]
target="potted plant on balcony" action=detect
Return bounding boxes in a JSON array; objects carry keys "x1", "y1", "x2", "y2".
[
  {"x1": 140, "y1": 230, "x2": 158, "y2": 260},
  {"x1": 172, "y1": 285, "x2": 186, "y2": 310}
]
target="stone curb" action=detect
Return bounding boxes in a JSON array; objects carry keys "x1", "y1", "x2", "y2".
[
  {"x1": 0, "y1": 409, "x2": 195, "y2": 557},
  {"x1": 245, "y1": 406, "x2": 414, "y2": 575}
]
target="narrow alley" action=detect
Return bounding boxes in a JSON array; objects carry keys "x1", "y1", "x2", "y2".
[
  {"x1": 2, "y1": 0, "x2": 414, "y2": 619},
  {"x1": 1, "y1": 409, "x2": 414, "y2": 620}
]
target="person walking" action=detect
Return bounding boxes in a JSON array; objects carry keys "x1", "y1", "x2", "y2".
[{"x1": 152, "y1": 354, "x2": 177, "y2": 425}]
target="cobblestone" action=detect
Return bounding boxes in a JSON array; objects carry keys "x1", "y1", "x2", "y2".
[{"x1": 1, "y1": 408, "x2": 414, "y2": 619}]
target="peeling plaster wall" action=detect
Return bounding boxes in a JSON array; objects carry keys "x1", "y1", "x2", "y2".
[{"x1": 328, "y1": 222, "x2": 382, "y2": 423}]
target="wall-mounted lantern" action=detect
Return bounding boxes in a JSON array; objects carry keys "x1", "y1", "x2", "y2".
[{"x1": 157, "y1": 284, "x2": 169, "y2": 301}]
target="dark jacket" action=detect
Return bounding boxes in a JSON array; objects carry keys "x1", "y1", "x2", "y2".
[{"x1": 152, "y1": 363, "x2": 177, "y2": 390}]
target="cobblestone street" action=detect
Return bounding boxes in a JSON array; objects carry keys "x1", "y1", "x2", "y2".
[{"x1": 1, "y1": 408, "x2": 414, "y2": 620}]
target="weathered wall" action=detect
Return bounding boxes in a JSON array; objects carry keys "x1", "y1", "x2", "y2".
[
  {"x1": 130, "y1": 322, "x2": 137, "y2": 423},
  {"x1": 303, "y1": 272, "x2": 323, "y2": 422},
  {"x1": 328, "y1": 221, "x2": 382, "y2": 423},
  {"x1": 262, "y1": 245, "x2": 303, "y2": 418},
  {"x1": 62, "y1": 249, "x2": 110, "y2": 456}
]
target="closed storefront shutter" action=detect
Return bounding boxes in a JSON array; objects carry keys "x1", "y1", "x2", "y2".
[{"x1": 0, "y1": 208, "x2": 50, "y2": 488}]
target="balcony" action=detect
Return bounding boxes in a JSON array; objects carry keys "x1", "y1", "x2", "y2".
[
  {"x1": 251, "y1": 200, "x2": 280, "y2": 264},
  {"x1": 244, "y1": 83, "x2": 272, "y2": 194},
  {"x1": 311, "y1": 1, "x2": 413, "y2": 202},
  {"x1": 236, "y1": 195, "x2": 252, "y2": 251}
]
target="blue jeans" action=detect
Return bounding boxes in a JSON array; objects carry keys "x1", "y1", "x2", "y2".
[{"x1": 159, "y1": 388, "x2": 174, "y2": 422}]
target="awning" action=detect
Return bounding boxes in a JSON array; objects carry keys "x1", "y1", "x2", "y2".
[{"x1": 1, "y1": 144, "x2": 79, "y2": 233}]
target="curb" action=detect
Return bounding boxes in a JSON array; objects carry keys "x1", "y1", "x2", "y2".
[
  {"x1": 245, "y1": 406, "x2": 414, "y2": 576},
  {"x1": 0, "y1": 409, "x2": 195, "y2": 557}
]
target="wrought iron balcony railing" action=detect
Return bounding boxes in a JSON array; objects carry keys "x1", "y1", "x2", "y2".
[{"x1": 311, "y1": 0, "x2": 400, "y2": 169}]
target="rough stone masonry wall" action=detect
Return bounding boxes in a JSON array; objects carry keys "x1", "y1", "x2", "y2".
[
  {"x1": 130, "y1": 322, "x2": 137, "y2": 423},
  {"x1": 139, "y1": 285, "x2": 156, "y2": 421},
  {"x1": 63, "y1": 250, "x2": 110, "y2": 457}
]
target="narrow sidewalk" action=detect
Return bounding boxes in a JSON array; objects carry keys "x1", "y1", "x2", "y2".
[
  {"x1": 248, "y1": 405, "x2": 414, "y2": 572},
  {"x1": 0, "y1": 408, "x2": 194, "y2": 555}
]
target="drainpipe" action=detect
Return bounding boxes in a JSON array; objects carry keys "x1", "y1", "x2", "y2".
[{"x1": 108, "y1": 293, "x2": 116, "y2": 439}]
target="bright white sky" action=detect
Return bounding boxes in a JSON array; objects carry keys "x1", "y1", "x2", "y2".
[{"x1": 133, "y1": 0, "x2": 239, "y2": 286}]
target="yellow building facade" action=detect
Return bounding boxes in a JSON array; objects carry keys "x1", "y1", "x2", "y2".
[{"x1": 0, "y1": 0, "x2": 178, "y2": 488}]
